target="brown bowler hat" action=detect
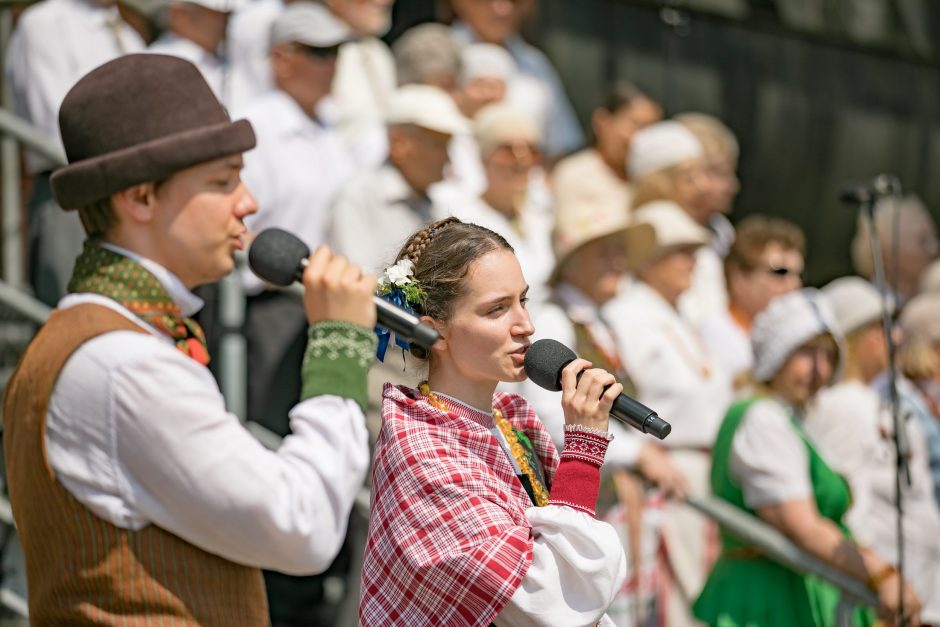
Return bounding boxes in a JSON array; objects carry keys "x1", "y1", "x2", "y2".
[{"x1": 51, "y1": 54, "x2": 256, "y2": 210}]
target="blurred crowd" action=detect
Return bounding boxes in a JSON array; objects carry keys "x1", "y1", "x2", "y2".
[{"x1": 5, "y1": 0, "x2": 940, "y2": 625}]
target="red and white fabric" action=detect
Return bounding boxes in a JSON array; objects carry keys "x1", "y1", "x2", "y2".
[{"x1": 359, "y1": 383, "x2": 627, "y2": 626}]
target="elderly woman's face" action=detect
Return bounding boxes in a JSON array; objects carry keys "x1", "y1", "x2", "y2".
[
  {"x1": 561, "y1": 232, "x2": 627, "y2": 305},
  {"x1": 771, "y1": 337, "x2": 836, "y2": 408}
]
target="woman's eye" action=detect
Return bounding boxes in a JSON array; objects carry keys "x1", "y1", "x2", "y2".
[{"x1": 520, "y1": 297, "x2": 530, "y2": 308}]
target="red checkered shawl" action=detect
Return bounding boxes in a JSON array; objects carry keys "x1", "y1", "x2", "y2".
[{"x1": 359, "y1": 383, "x2": 560, "y2": 627}]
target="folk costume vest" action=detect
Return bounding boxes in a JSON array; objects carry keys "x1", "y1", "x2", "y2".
[
  {"x1": 4, "y1": 254, "x2": 267, "y2": 624},
  {"x1": 693, "y1": 397, "x2": 872, "y2": 627}
]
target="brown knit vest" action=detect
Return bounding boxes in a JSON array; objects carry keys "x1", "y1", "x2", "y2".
[{"x1": 3, "y1": 304, "x2": 268, "y2": 625}]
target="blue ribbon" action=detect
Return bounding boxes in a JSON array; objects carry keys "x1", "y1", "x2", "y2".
[{"x1": 374, "y1": 288, "x2": 414, "y2": 362}]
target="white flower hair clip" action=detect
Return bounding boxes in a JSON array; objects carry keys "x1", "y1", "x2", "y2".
[{"x1": 377, "y1": 258, "x2": 426, "y2": 310}]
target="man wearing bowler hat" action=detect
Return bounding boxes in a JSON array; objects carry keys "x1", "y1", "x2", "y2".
[{"x1": 3, "y1": 53, "x2": 377, "y2": 623}]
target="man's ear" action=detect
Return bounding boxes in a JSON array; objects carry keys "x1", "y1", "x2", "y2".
[
  {"x1": 111, "y1": 182, "x2": 158, "y2": 224},
  {"x1": 270, "y1": 43, "x2": 293, "y2": 81}
]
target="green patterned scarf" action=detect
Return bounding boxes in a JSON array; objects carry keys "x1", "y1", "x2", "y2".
[{"x1": 67, "y1": 242, "x2": 210, "y2": 365}]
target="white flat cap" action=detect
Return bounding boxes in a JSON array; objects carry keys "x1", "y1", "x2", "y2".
[
  {"x1": 271, "y1": 1, "x2": 352, "y2": 48},
  {"x1": 460, "y1": 43, "x2": 516, "y2": 84},
  {"x1": 821, "y1": 276, "x2": 885, "y2": 337},
  {"x1": 628, "y1": 120, "x2": 704, "y2": 180},
  {"x1": 183, "y1": 0, "x2": 247, "y2": 12},
  {"x1": 751, "y1": 289, "x2": 843, "y2": 383},
  {"x1": 386, "y1": 84, "x2": 470, "y2": 135}
]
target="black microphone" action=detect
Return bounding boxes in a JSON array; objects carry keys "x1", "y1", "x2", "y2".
[
  {"x1": 840, "y1": 173, "x2": 901, "y2": 206},
  {"x1": 524, "y1": 338, "x2": 671, "y2": 440},
  {"x1": 248, "y1": 228, "x2": 440, "y2": 350}
]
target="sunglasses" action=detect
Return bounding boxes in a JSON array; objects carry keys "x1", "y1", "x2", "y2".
[
  {"x1": 765, "y1": 265, "x2": 802, "y2": 278},
  {"x1": 297, "y1": 43, "x2": 341, "y2": 59}
]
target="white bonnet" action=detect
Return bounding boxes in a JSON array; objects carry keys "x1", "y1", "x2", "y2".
[{"x1": 751, "y1": 288, "x2": 844, "y2": 382}]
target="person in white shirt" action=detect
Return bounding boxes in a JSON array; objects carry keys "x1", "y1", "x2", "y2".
[
  {"x1": 324, "y1": 0, "x2": 397, "y2": 162},
  {"x1": 5, "y1": 53, "x2": 377, "y2": 621},
  {"x1": 807, "y1": 277, "x2": 940, "y2": 623},
  {"x1": 694, "y1": 289, "x2": 921, "y2": 627},
  {"x1": 225, "y1": 0, "x2": 283, "y2": 109},
  {"x1": 447, "y1": 104, "x2": 554, "y2": 305},
  {"x1": 327, "y1": 84, "x2": 469, "y2": 443},
  {"x1": 6, "y1": 0, "x2": 145, "y2": 306},
  {"x1": 450, "y1": 0, "x2": 584, "y2": 160},
  {"x1": 446, "y1": 42, "x2": 517, "y2": 194},
  {"x1": 851, "y1": 194, "x2": 939, "y2": 308},
  {"x1": 237, "y1": 1, "x2": 356, "y2": 449},
  {"x1": 148, "y1": 0, "x2": 241, "y2": 101},
  {"x1": 552, "y1": 82, "x2": 662, "y2": 213},
  {"x1": 699, "y1": 214, "x2": 805, "y2": 385},
  {"x1": 674, "y1": 113, "x2": 741, "y2": 325},
  {"x1": 608, "y1": 201, "x2": 733, "y2": 627},
  {"x1": 327, "y1": 84, "x2": 469, "y2": 275}
]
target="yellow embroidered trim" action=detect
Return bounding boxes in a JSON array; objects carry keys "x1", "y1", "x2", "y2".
[{"x1": 418, "y1": 382, "x2": 549, "y2": 507}]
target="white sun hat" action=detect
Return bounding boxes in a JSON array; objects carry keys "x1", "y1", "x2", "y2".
[
  {"x1": 385, "y1": 84, "x2": 471, "y2": 136},
  {"x1": 627, "y1": 120, "x2": 704, "y2": 181},
  {"x1": 270, "y1": 1, "x2": 352, "y2": 48},
  {"x1": 751, "y1": 288, "x2": 844, "y2": 383}
]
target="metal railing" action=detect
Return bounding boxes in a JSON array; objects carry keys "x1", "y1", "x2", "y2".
[{"x1": 687, "y1": 494, "x2": 878, "y2": 625}]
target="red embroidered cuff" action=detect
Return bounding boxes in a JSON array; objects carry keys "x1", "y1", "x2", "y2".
[{"x1": 560, "y1": 427, "x2": 611, "y2": 468}]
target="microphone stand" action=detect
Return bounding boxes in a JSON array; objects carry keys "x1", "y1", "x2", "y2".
[{"x1": 848, "y1": 186, "x2": 909, "y2": 624}]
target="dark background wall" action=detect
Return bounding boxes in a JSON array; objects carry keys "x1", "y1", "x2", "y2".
[{"x1": 392, "y1": 0, "x2": 940, "y2": 285}]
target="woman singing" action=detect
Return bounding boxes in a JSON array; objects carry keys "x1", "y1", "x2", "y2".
[{"x1": 359, "y1": 218, "x2": 627, "y2": 626}]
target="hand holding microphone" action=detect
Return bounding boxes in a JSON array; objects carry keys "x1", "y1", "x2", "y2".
[
  {"x1": 248, "y1": 228, "x2": 439, "y2": 349},
  {"x1": 524, "y1": 338, "x2": 672, "y2": 440},
  {"x1": 559, "y1": 358, "x2": 622, "y2": 433}
]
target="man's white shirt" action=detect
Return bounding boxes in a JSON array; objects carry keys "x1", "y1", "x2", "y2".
[{"x1": 45, "y1": 245, "x2": 370, "y2": 574}]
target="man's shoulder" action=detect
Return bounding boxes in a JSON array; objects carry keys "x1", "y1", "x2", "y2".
[{"x1": 14, "y1": 0, "x2": 75, "y2": 34}]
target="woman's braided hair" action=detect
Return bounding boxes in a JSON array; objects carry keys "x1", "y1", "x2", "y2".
[{"x1": 393, "y1": 217, "x2": 513, "y2": 359}]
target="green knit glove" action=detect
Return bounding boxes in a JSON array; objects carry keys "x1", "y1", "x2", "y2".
[{"x1": 300, "y1": 321, "x2": 376, "y2": 411}]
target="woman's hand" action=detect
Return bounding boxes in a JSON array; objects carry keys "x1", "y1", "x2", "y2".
[
  {"x1": 874, "y1": 569, "x2": 921, "y2": 626},
  {"x1": 559, "y1": 358, "x2": 621, "y2": 432}
]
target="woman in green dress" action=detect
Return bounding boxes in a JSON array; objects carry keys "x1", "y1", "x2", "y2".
[{"x1": 693, "y1": 288, "x2": 921, "y2": 627}]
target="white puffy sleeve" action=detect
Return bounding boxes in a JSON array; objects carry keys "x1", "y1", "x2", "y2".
[
  {"x1": 729, "y1": 399, "x2": 811, "y2": 509},
  {"x1": 494, "y1": 506, "x2": 626, "y2": 627}
]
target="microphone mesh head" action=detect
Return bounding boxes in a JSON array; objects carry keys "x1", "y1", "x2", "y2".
[
  {"x1": 523, "y1": 339, "x2": 577, "y2": 392},
  {"x1": 248, "y1": 228, "x2": 310, "y2": 287}
]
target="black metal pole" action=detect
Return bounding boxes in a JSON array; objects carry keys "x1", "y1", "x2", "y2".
[{"x1": 860, "y1": 192, "x2": 908, "y2": 625}]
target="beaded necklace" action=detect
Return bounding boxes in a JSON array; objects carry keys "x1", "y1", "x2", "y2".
[{"x1": 418, "y1": 382, "x2": 549, "y2": 507}]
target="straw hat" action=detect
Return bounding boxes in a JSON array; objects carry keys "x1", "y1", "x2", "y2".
[
  {"x1": 549, "y1": 194, "x2": 630, "y2": 284},
  {"x1": 51, "y1": 54, "x2": 255, "y2": 210},
  {"x1": 624, "y1": 200, "x2": 710, "y2": 271},
  {"x1": 473, "y1": 103, "x2": 541, "y2": 157}
]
